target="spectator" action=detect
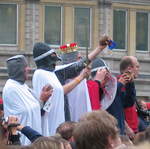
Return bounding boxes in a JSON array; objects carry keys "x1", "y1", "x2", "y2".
[
  {"x1": 87, "y1": 58, "x2": 117, "y2": 110},
  {"x1": 119, "y1": 56, "x2": 141, "y2": 133},
  {"x1": 56, "y1": 121, "x2": 77, "y2": 142},
  {"x1": 74, "y1": 110, "x2": 124, "y2": 149}
]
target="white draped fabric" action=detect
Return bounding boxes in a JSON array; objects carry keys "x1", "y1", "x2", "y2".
[
  {"x1": 3, "y1": 79, "x2": 42, "y2": 145},
  {"x1": 67, "y1": 79, "x2": 92, "y2": 122},
  {"x1": 32, "y1": 69, "x2": 65, "y2": 136},
  {"x1": 101, "y1": 76, "x2": 117, "y2": 110}
]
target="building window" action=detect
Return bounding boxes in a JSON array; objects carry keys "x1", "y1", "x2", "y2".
[
  {"x1": 74, "y1": 8, "x2": 91, "y2": 48},
  {"x1": 44, "y1": 6, "x2": 62, "y2": 46},
  {"x1": 0, "y1": 4, "x2": 17, "y2": 45},
  {"x1": 136, "y1": 12, "x2": 148, "y2": 51},
  {"x1": 113, "y1": 9, "x2": 127, "y2": 50}
]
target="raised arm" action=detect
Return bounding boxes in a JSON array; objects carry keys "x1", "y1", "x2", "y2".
[
  {"x1": 88, "y1": 35, "x2": 110, "y2": 61},
  {"x1": 63, "y1": 67, "x2": 91, "y2": 94},
  {"x1": 56, "y1": 36, "x2": 110, "y2": 82}
]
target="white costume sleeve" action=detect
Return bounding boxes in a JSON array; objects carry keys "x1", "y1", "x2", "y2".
[
  {"x1": 3, "y1": 79, "x2": 41, "y2": 145},
  {"x1": 32, "y1": 69, "x2": 65, "y2": 136}
]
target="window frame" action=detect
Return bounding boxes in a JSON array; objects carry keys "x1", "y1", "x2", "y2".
[
  {"x1": 136, "y1": 10, "x2": 149, "y2": 53},
  {"x1": 112, "y1": 8, "x2": 128, "y2": 51},
  {"x1": 44, "y1": 5, "x2": 63, "y2": 48},
  {"x1": 0, "y1": 3, "x2": 18, "y2": 46},
  {"x1": 73, "y1": 6, "x2": 92, "y2": 49}
]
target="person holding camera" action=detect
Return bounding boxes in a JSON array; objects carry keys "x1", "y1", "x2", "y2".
[{"x1": 119, "y1": 56, "x2": 142, "y2": 134}]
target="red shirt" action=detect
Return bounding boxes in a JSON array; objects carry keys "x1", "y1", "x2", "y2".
[
  {"x1": 117, "y1": 75, "x2": 138, "y2": 132},
  {"x1": 87, "y1": 80, "x2": 102, "y2": 110},
  {"x1": 146, "y1": 102, "x2": 150, "y2": 110},
  {"x1": 124, "y1": 105, "x2": 138, "y2": 132}
]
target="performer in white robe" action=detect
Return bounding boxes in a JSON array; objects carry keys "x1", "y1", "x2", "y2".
[
  {"x1": 32, "y1": 39, "x2": 110, "y2": 136},
  {"x1": 2, "y1": 55, "x2": 42, "y2": 145},
  {"x1": 33, "y1": 69, "x2": 64, "y2": 136},
  {"x1": 60, "y1": 45, "x2": 92, "y2": 122},
  {"x1": 56, "y1": 63, "x2": 92, "y2": 122},
  {"x1": 32, "y1": 43, "x2": 89, "y2": 136}
]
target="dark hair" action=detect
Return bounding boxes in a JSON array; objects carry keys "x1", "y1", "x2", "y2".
[
  {"x1": 120, "y1": 57, "x2": 133, "y2": 73},
  {"x1": 56, "y1": 121, "x2": 77, "y2": 140}
]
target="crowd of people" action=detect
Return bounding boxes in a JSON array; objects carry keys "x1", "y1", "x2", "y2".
[{"x1": 0, "y1": 36, "x2": 150, "y2": 149}]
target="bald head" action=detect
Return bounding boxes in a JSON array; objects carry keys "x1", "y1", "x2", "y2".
[{"x1": 120, "y1": 56, "x2": 139, "y2": 78}]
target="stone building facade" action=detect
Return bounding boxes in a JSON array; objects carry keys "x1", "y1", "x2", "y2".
[{"x1": 0, "y1": 0, "x2": 150, "y2": 99}]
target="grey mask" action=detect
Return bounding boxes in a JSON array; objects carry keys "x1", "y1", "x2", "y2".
[
  {"x1": 7, "y1": 55, "x2": 28, "y2": 84},
  {"x1": 61, "y1": 51, "x2": 79, "y2": 64}
]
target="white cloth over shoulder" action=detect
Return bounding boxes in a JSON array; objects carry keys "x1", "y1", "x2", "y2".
[
  {"x1": 32, "y1": 69, "x2": 64, "y2": 136},
  {"x1": 3, "y1": 79, "x2": 42, "y2": 145},
  {"x1": 101, "y1": 75, "x2": 117, "y2": 110},
  {"x1": 67, "y1": 79, "x2": 92, "y2": 122}
]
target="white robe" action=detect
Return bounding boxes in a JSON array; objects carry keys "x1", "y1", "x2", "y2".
[
  {"x1": 2, "y1": 79, "x2": 42, "y2": 145},
  {"x1": 67, "y1": 79, "x2": 92, "y2": 122},
  {"x1": 32, "y1": 69, "x2": 64, "y2": 136}
]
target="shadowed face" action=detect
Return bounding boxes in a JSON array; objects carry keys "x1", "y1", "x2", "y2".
[
  {"x1": 24, "y1": 66, "x2": 31, "y2": 81},
  {"x1": 131, "y1": 58, "x2": 140, "y2": 79}
]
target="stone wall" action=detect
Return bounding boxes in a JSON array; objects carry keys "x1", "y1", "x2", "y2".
[{"x1": 0, "y1": 0, "x2": 150, "y2": 99}]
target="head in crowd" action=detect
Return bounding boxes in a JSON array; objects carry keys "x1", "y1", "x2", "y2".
[
  {"x1": 33, "y1": 42, "x2": 61, "y2": 71},
  {"x1": 30, "y1": 136, "x2": 63, "y2": 149},
  {"x1": 79, "y1": 110, "x2": 117, "y2": 129},
  {"x1": 120, "y1": 56, "x2": 139, "y2": 79},
  {"x1": 91, "y1": 58, "x2": 112, "y2": 91},
  {"x1": 61, "y1": 51, "x2": 79, "y2": 65},
  {"x1": 60, "y1": 43, "x2": 81, "y2": 65},
  {"x1": 30, "y1": 135, "x2": 71, "y2": 149},
  {"x1": 90, "y1": 58, "x2": 117, "y2": 109},
  {"x1": 74, "y1": 110, "x2": 121, "y2": 149},
  {"x1": 74, "y1": 120, "x2": 121, "y2": 149},
  {"x1": 91, "y1": 58, "x2": 109, "y2": 77},
  {"x1": 0, "y1": 135, "x2": 71, "y2": 149},
  {"x1": 6, "y1": 55, "x2": 28, "y2": 84},
  {"x1": 56, "y1": 121, "x2": 77, "y2": 142}
]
